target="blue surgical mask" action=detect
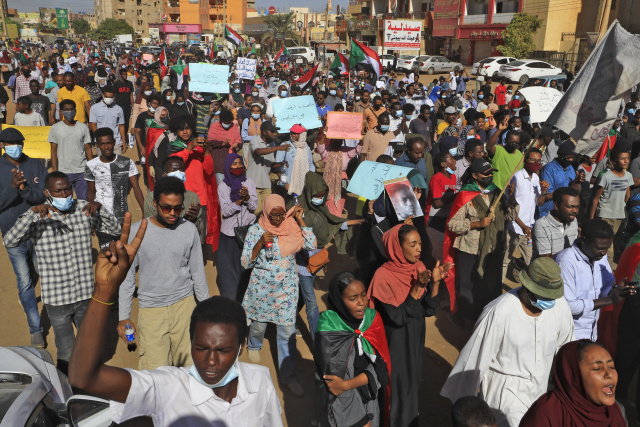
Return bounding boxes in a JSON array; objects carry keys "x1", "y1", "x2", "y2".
[
  {"x1": 379, "y1": 125, "x2": 390, "y2": 132},
  {"x1": 167, "y1": 170, "x2": 186, "y2": 182},
  {"x1": 449, "y1": 148, "x2": 458, "y2": 156},
  {"x1": 467, "y1": 135, "x2": 476, "y2": 140},
  {"x1": 49, "y1": 194, "x2": 74, "y2": 211},
  {"x1": 177, "y1": 102, "x2": 185, "y2": 106},
  {"x1": 628, "y1": 108, "x2": 635, "y2": 114},
  {"x1": 329, "y1": 89, "x2": 336, "y2": 96},
  {"x1": 251, "y1": 113, "x2": 261, "y2": 120},
  {"x1": 446, "y1": 166, "x2": 455, "y2": 174},
  {"x1": 395, "y1": 110, "x2": 403, "y2": 118},
  {"x1": 530, "y1": 293, "x2": 556, "y2": 311},
  {"x1": 311, "y1": 197, "x2": 324, "y2": 206},
  {"x1": 256, "y1": 84, "x2": 262, "y2": 89},
  {"x1": 221, "y1": 122, "x2": 232, "y2": 129},
  {"x1": 478, "y1": 94, "x2": 484, "y2": 99},
  {"x1": 234, "y1": 88, "x2": 241, "y2": 93},
  {"x1": 214, "y1": 110, "x2": 221, "y2": 115},
  {"x1": 188, "y1": 347, "x2": 242, "y2": 388},
  {"x1": 514, "y1": 95, "x2": 520, "y2": 100},
  {"x1": 280, "y1": 90, "x2": 288, "y2": 97},
  {"x1": 3, "y1": 144, "x2": 23, "y2": 159}
]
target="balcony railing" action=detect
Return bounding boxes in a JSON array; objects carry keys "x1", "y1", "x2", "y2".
[{"x1": 492, "y1": 12, "x2": 515, "y2": 23}]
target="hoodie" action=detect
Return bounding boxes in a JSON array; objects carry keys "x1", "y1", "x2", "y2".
[{"x1": 0, "y1": 155, "x2": 48, "y2": 235}]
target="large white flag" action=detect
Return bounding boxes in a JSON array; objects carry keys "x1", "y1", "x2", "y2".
[{"x1": 545, "y1": 21, "x2": 640, "y2": 155}]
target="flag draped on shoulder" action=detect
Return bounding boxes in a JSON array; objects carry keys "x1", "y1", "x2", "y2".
[
  {"x1": 330, "y1": 52, "x2": 349, "y2": 76},
  {"x1": 171, "y1": 64, "x2": 189, "y2": 91},
  {"x1": 545, "y1": 20, "x2": 640, "y2": 155},
  {"x1": 294, "y1": 63, "x2": 319, "y2": 92},
  {"x1": 225, "y1": 25, "x2": 243, "y2": 46},
  {"x1": 274, "y1": 45, "x2": 289, "y2": 62},
  {"x1": 349, "y1": 38, "x2": 382, "y2": 78}
]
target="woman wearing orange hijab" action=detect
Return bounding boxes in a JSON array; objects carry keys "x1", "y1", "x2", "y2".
[
  {"x1": 241, "y1": 194, "x2": 317, "y2": 396},
  {"x1": 367, "y1": 224, "x2": 452, "y2": 426}
]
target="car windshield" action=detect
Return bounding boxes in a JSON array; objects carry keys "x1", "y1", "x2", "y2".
[
  {"x1": 506, "y1": 60, "x2": 526, "y2": 66},
  {"x1": 289, "y1": 48, "x2": 304, "y2": 53},
  {"x1": 482, "y1": 58, "x2": 496, "y2": 63},
  {"x1": 0, "y1": 374, "x2": 32, "y2": 421},
  {"x1": 399, "y1": 55, "x2": 415, "y2": 60}
]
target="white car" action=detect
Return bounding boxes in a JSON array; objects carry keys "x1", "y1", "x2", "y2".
[
  {"x1": 0, "y1": 346, "x2": 114, "y2": 426},
  {"x1": 397, "y1": 54, "x2": 420, "y2": 71},
  {"x1": 418, "y1": 56, "x2": 463, "y2": 74},
  {"x1": 471, "y1": 56, "x2": 517, "y2": 78},
  {"x1": 497, "y1": 59, "x2": 562, "y2": 85},
  {"x1": 288, "y1": 46, "x2": 315, "y2": 63},
  {"x1": 381, "y1": 54, "x2": 395, "y2": 69}
]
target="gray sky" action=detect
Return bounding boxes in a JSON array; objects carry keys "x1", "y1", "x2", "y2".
[{"x1": 8, "y1": 0, "x2": 341, "y2": 14}]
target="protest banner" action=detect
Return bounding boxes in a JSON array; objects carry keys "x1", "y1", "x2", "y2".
[
  {"x1": 270, "y1": 95, "x2": 322, "y2": 130},
  {"x1": 236, "y1": 57, "x2": 257, "y2": 80},
  {"x1": 142, "y1": 53, "x2": 153, "y2": 62},
  {"x1": 517, "y1": 87, "x2": 564, "y2": 124},
  {"x1": 347, "y1": 160, "x2": 427, "y2": 201},
  {"x1": 188, "y1": 64, "x2": 230, "y2": 93},
  {"x1": 383, "y1": 19, "x2": 422, "y2": 50},
  {"x1": 545, "y1": 20, "x2": 640, "y2": 155},
  {"x1": 326, "y1": 112, "x2": 364, "y2": 140},
  {"x1": 3, "y1": 125, "x2": 52, "y2": 159}
]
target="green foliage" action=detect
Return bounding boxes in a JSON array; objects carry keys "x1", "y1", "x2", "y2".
[
  {"x1": 72, "y1": 18, "x2": 91, "y2": 35},
  {"x1": 5, "y1": 18, "x2": 23, "y2": 35},
  {"x1": 261, "y1": 12, "x2": 301, "y2": 46},
  {"x1": 91, "y1": 18, "x2": 134, "y2": 41},
  {"x1": 497, "y1": 13, "x2": 543, "y2": 59}
]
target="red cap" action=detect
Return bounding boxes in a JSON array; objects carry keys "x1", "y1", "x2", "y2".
[{"x1": 289, "y1": 124, "x2": 307, "y2": 134}]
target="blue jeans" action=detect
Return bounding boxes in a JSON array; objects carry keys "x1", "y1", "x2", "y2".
[
  {"x1": 67, "y1": 172, "x2": 88, "y2": 200},
  {"x1": 6, "y1": 240, "x2": 41, "y2": 334},
  {"x1": 247, "y1": 321, "x2": 297, "y2": 383},
  {"x1": 298, "y1": 274, "x2": 319, "y2": 341},
  {"x1": 46, "y1": 299, "x2": 90, "y2": 363}
]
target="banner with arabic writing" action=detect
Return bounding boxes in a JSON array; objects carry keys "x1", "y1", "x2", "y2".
[{"x1": 383, "y1": 20, "x2": 422, "y2": 50}]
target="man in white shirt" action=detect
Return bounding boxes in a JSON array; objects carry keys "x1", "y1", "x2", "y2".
[
  {"x1": 502, "y1": 148, "x2": 546, "y2": 282},
  {"x1": 68, "y1": 217, "x2": 283, "y2": 427},
  {"x1": 441, "y1": 258, "x2": 575, "y2": 427}
]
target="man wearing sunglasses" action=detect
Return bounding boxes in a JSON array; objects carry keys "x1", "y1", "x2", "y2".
[{"x1": 117, "y1": 176, "x2": 210, "y2": 370}]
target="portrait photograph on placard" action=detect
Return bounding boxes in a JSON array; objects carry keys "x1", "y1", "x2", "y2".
[{"x1": 384, "y1": 179, "x2": 422, "y2": 221}]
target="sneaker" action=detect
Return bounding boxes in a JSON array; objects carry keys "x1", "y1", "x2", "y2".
[
  {"x1": 247, "y1": 349, "x2": 261, "y2": 363},
  {"x1": 286, "y1": 381, "x2": 304, "y2": 397},
  {"x1": 31, "y1": 332, "x2": 45, "y2": 348}
]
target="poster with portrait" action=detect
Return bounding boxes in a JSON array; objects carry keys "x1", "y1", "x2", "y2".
[{"x1": 384, "y1": 178, "x2": 422, "y2": 221}]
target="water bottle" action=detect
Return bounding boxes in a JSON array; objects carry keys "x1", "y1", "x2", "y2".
[
  {"x1": 265, "y1": 241, "x2": 274, "y2": 261},
  {"x1": 293, "y1": 193, "x2": 299, "y2": 205},
  {"x1": 278, "y1": 173, "x2": 288, "y2": 187},
  {"x1": 125, "y1": 323, "x2": 135, "y2": 343}
]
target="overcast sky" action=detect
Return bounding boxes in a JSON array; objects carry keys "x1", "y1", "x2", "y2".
[{"x1": 8, "y1": 0, "x2": 343, "y2": 14}]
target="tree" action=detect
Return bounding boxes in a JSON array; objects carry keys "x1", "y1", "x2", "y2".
[
  {"x1": 497, "y1": 13, "x2": 543, "y2": 59},
  {"x1": 91, "y1": 18, "x2": 134, "y2": 41},
  {"x1": 72, "y1": 18, "x2": 91, "y2": 35},
  {"x1": 261, "y1": 12, "x2": 301, "y2": 50}
]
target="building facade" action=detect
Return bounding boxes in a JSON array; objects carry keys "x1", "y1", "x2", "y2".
[
  {"x1": 94, "y1": 0, "x2": 162, "y2": 36},
  {"x1": 162, "y1": 0, "x2": 246, "y2": 35}
]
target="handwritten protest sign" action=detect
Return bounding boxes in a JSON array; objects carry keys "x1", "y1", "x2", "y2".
[
  {"x1": 236, "y1": 57, "x2": 257, "y2": 80},
  {"x1": 188, "y1": 63, "x2": 229, "y2": 93},
  {"x1": 3, "y1": 125, "x2": 52, "y2": 159},
  {"x1": 271, "y1": 95, "x2": 322, "y2": 130},
  {"x1": 347, "y1": 161, "x2": 427, "y2": 201},
  {"x1": 518, "y1": 87, "x2": 564, "y2": 124},
  {"x1": 142, "y1": 53, "x2": 153, "y2": 62},
  {"x1": 326, "y1": 112, "x2": 364, "y2": 140}
]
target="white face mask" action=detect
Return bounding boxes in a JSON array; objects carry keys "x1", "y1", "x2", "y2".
[
  {"x1": 144, "y1": 90, "x2": 152, "y2": 96},
  {"x1": 103, "y1": 97, "x2": 114, "y2": 105}
]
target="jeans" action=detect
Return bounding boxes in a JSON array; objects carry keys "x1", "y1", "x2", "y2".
[
  {"x1": 298, "y1": 274, "x2": 319, "y2": 341},
  {"x1": 215, "y1": 172, "x2": 224, "y2": 186},
  {"x1": 247, "y1": 321, "x2": 297, "y2": 383},
  {"x1": 67, "y1": 172, "x2": 88, "y2": 201},
  {"x1": 46, "y1": 299, "x2": 90, "y2": 365},
  {"x1": 6, "y1": 240, "x2": 41, "y2": 334}
]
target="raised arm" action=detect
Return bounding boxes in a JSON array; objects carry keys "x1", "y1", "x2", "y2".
[{"x1": 68, "y1": 213, "x2": 147, "y2": 402}]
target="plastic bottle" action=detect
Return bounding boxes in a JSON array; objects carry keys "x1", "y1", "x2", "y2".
[
  {"x1": 125, "y1": 323, "x2": 135, "y2": 343},
  {"x1": 293, "y1": 193, "x2": 299, "y2": 205},
  {"x1": 265, "y1": 242, "x2": 274, "y2": 261}
]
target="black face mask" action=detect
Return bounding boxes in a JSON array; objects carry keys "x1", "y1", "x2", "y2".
[
  {"x1": 156, "y1": 213, "x2": 178, "y2": 229},
  {"x1": 373, "y1": 104, "x2": 382, "y2": 111},
  {"x1": 557, "y1": 156, "x2": 573, "y2": 168},
  {"x1": 478, "y1": 176, "x2": 493, "y2": 187},
  {"x1": 22, "y1": 70, "x2": 30, "y2": 77},
  {"x1": 505, "y1": 142, "x2": 519, "y2": 153}
]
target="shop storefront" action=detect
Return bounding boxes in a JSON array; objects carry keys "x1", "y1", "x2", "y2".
[
  {"x1": 149, "y1": 23, "x2": 202, "y2": 45},
  {"x1": 335, "y1": 19, "x2": 380, "y2": 48},
  {"x1": 456, "y1": 25, "x2": 506, "y2": 64}
]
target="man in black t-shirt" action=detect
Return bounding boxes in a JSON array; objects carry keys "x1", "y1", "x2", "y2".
[
  {"x1": 480, "y1": 76, "x2": 493, "y2": 99},
  {"x1": 134, "y1": 94, "x2": 162, "y2": 169},
  {"x1": 28, "y1": 80, "x2": 53, "y2": 125},
  {"x1": 115, "y1": 68, "x2": 134, "y2": 134}
]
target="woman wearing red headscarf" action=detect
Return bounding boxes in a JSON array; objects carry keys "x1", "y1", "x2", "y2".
[
  {"x1": 367, "y1": 224, "x2": 452, "y2": 426},
  {"x1": 521, "y1": 340, "x2": 627, "y2": 426}
]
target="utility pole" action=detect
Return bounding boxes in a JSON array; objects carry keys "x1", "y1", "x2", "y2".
[
  {"x1": 223, "y1": 0, "x2": 227, "y2": 52},
  {"x1": 0, "y1": 0, "x2": 7, "y2": 38}
]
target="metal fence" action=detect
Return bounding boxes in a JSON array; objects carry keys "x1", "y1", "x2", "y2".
[{"x1": 530, "y1": 51, "x2": 591, "y2": 72}]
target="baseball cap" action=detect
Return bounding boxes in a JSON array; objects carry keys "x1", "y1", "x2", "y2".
[
  {"x1": 557, "y1": 140, "x2": 577, "y2": 155},
  {"x1": 289, "y1": 124, "x2": 307, "y2": 133},
  {"x1": 444, "y1": 106, "x2": 456, "y2": 114},
  {"x1": 260, "y1": 121, "x2": 280, "y2": 133},
  {"x1": 519, "y1": 257, "x2": 564, "y2": 300},
  {"x1": 469, "y1": 158, "x2": 498, "y2": 175}
]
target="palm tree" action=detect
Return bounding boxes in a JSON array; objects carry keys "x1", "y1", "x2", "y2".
[{"x1": 261, "y1": 12, "x2": 301, "y2": 51}]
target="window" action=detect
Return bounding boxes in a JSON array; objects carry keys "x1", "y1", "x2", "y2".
[
  {"x1": 496, "y1": 2, "x2": 503, "y2": 13},
  {"x1": 497, "y1": 58, "x2": 507, "y2": 64}
]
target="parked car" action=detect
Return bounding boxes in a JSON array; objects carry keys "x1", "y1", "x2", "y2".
[
  {"x1": 417, "y1": 55, "x2": 464, "y2": 74},
  {"x1": 287, "y1": 46, "x2": 315, "y2": 63},
  {"x1": 140, "y1": 45, "x2": 163, "y2": 55},
  {"x1": 497, "y1": 59, "x2": 562, "y2": 85},
  {"x1": 0, "y1": 346, "x2": 113, "y2": 426},
  {"x1": 522, "y1": 74, "x2": 567, "y2": 88},
  {"x1": 396, "y1": 54, "x2": 420, "y2": 71},
  {"x1": 290, "y1": 54, "x2": 309, "y2": 66},
  {"x1": 471, "y1": 56, "x2": 517, "y2": 78},
  {"x1": 381, "y1": 54, "x2": 396, "y2": 69}
]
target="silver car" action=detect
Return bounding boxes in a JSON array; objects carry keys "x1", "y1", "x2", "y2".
[
  {"x1": 0, "y1": 346, "x2": 113, "y2": 426},
  {"x1": 418, "y1": 56, "x2": 464, "y2": 74}
]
